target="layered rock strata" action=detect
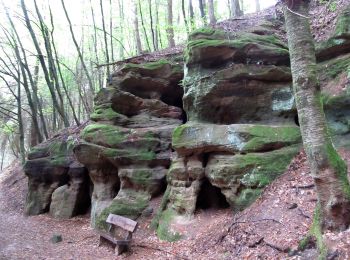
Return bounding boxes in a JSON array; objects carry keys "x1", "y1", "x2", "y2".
[
  {"x1": 157, "y1": 11, "x2": 350, "y2": 239},
  {"x1": 73, "y1": 58, "x2": 184, "y2": 228},
  {"x1": 24, "y1": 130, "x2": 90, "y2": 218}
]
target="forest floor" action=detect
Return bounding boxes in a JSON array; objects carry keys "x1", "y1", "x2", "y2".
[{"x1": 2, "y1": 148, "x2": 350, "y2": 260}]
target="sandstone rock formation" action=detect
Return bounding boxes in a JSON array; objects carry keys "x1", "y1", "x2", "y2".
[
  {"x1": 24, "y1": 129, "x2": 90, "y2": 218},
  {"x1": 23, "y1": 7, "x2": 350, "y2": 241},
  {"x1": 73, "y1": 58, "x2": 184, "y2": 228}
]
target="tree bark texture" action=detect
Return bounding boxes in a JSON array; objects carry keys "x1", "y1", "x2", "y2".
[
  {"x1": 167, "y1": 0, "x2": 176, "y2": 47},
  {"x1": 230, "y1": 0, "x2": 243, "y2": 18},
  {"x1": 284, "y1": 1, "x2": 350, "y2": 231},
  {"x1": 134, "y1": 0, "x2": 143, "y2": 54},
  {"x1": 207, "y1": 0, "x2": 216, "y2": 25}
]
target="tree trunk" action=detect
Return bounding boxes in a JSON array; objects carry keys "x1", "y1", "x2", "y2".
[
  {"x1": 207, "y1": 0, "x2": 216, "y2": 25},
  {"x1": 138, "y1": 0, "x2": 151, "y2": 51},
  {"x1": 4, "y1": 7, "x2": 45, "y2": 141},
  {"x1": 33, "y1": 0, "x2": 69, "y2": 127},
  {"x1": 109, "y1": 0, "x2": 114, "y2": 62},
  {"x1": 284, "y1": 1, "x2": 350, "y2": 231},
  {"x1": 189, "y1": 0, "x2": 195, "y2": 30},
  {"x1": 118, "y1": 0, "x2": 125, "y2": 59},
  {"x1": 61, "y1": 0, "x2": 95, "y2": 95},
  {"x1": 198, "y1": 0, "x2": 207, "y2": 25},
  {"x1": 134, "y1": 0, "x2": 143, "y2": 54},
  {"x1": 166, "y1": 0, "x2": 176, "y2": 47},
  {"x1": 255, "y1": 0, "x2": 260, "y2": 12},
  {"x1": 21, "y1": 0, "x2": 68, "y2": 127},
  {"x1": 230, "y1": 0, "x2": 242, "y2": 18},
  {"x1": 16, "y1": 69, "x2": 25, "y2": 164},
  {"x1": 154, "y1": 0, "x2": 160, "y2": 50},
  {"x1": 148, "y1": 0, "x2": 157, "y2": 51},
  {"x1": 48, "y1": 4, "x2": 80, "y2": 126},
  {"x1": 182, "y1": 0, "x2": 190, "y2": 34},
  {"x1": 100, "y1": 0, "x2": 110, "y2": 76}
]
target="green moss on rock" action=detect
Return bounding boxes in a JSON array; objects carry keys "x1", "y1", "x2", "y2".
[
  {"x1": 319, "y1": 54, "x2": 350, "y2": 79},
  {"x1": 156, "y1": 208, "x2": 182, "y2": 242},
  {"x1": 234, "y1": 188, "x2": 262, "y2": 211},
  {"x1": 90, "y1": 105, "x2": 124, "y2": 122},
  {"x1": 243, "y1": 125, "x2": 301, "y2": 152},
  {"x1": 95, "y1": 190, "x2": 150, "y2": 231},
  {"x1": 185, "y1": 32, "x2": 288, "y2": 64},
  {"x1": 333, "y1": 6, "x2": 350, "y2": 37}
]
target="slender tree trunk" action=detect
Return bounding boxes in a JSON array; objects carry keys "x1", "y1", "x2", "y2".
[
  {"x1": 48, "y1": 4, "x2": 80, "y2": 126},
  {"x1": 284, "y1": 1, "x2": 350, "y2": 231},
  {"x1": 230, "y1": 0, "x2": 243, "y2": 17},
  {"x1": 33, "y1": 0, "x2": 69, "y2": 127},
  {"x1": 0, "y1": 138, "x2": 6, "y2": 170},
  {"x1": 118, "y1": 0, "x2": 125, "y2": 59},
  {"x1": 134, "y1": 0, "x2": 143, "y2": 54},
  {"x1": 148, "y1": 0, "x2": 157, "y2": 51},
  {"x1": 167, "y1": 0, "x2": 176, "y2": 47},
  {"x1": 4, "y1": 7, "x2": 45, "y2": 142},
  {"x1": 31, "y1": 60, "x2": 49, "y2": 139},
  {"x1": 255, "y1": 0, "x2": 260, "y2": 12},
  {"x1": 61, "y1": 0, "x2": 95, "y2": 95},
  {"x1": 138, "y1": 0, "x2": 151, "y2": 51},
  {"x1": 207, "y1": 0, "x2": 216, "y2": 25},
  {"x1": 21, "y1": 0, "x2": 67, "y2": 127},
  {"x1": 89, "y1": 0, "x2": 103, "y2": 89},
  {"x1": 189, "y1": 0, "x2": 195, "y2": 30},
  {"x1": 198, "y1": 0, "x2": 207, "y2": 25},
  {"x1": 109, "y1": 0, "x2": 114, "y2": 62},
  {"x1": 16, "y1": 69, "x2": 25, "y2": 164},
  {"x1": 100, "y1": 0, "x2": 110, "y2": 76},
  {"x1": 182, "y1": 0, "x2": 190, "y2": 34},
  {"x1": 154, "y1": 0, "x2": 160, "y2": 50}
]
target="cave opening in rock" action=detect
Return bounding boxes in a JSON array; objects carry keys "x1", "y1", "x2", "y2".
[{"x1": 196, "y1": 178, "x2": 230, "y2": 210}]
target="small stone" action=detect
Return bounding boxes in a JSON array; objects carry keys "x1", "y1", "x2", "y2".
[
  {"x1": 50, "y1": 234, "x2": 63, "y2": 243},
  {"x1": 141, "y1": 207, "x2": 154, "y2": 217},
  {"x1": 288, "y1": 203, "x2": 298, "y2": 209}
]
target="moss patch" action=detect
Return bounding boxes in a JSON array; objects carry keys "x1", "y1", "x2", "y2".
[
  {"x1": 234, "y1": 188, "x2": 262, "y2": 211},
  {"x1": 185, "y1": 32, "x2": 288, "y2": 64},
  {"x1": 156, "y1": 208, "x2": 182, "y2": 242},
  {"x1": 333, "y1": 6, "x2": 350, "y2": 37},
  {"x1": 95, "y1": 190, "x2": 150, "y2": 231},
  {"x1": 243, "y1": 125, "x2": 301, "y2": 152},
  {"x1": 151, "y1": 186, "x2": 171, "y2": 230},
  {"x1": 238, "y1": 146, "x2": 300, "y2": 188},
  {"x1": 325, "y1": 143, "x2": 350, "y2": 198},
  {"x1": 319, "y1": 54, "x2": 350, "y2": 79},
  {"x1": 90, "y1": 105, "x2": 124, "y2": 122}
]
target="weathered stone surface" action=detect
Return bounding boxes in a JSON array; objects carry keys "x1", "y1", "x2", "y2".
[
  {"x1": 49, "y1": 163, "x2": 90, "y2": 219},
  {"x1": 317, "y1": 6, "x2": 350, "y2": 61},
  {"x1": 95, "y1": 189, "x2": 150, "y2": 230},
  {"x1": 205, "y1": 146, "x2": 300, "y2": 207},
  {"x1": 172, "y1": 122, "x2": 301, "y2": 156},
  {"x1": 182, "y1": 25, "x2": 294, "y2": 124},
  {"x1": 24, "y1": 137, "x2": 78, "y2": 216},
  {"x1": 74, "y1": 58, "x2": 184, "y2": 228},
  {"x1": 158, "y1": 21, "x2": 302, "y2": 232},
  {"x1": 185, "y1": 29, "x2": 290, "y2": 67}
]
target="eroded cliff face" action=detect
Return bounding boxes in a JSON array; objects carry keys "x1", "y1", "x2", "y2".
[{"x1": 23, "y1": 7, "x2": 350, "y2": 239}]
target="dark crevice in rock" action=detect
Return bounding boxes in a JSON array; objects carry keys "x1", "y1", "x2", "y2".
[
  {"x1": 196, "y1": 178, "x2": 230, "y2": 210},
  {"x1": 294, "y1": 114, "x2": 300, "y2": 126}
]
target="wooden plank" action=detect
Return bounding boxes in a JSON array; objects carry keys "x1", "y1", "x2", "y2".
[
  {"x1": 106, "y1": 214, "x2": 138, "y2": 232},
  {"x1": 98, "y1": 231, "x2": 131, "y2": 246}
]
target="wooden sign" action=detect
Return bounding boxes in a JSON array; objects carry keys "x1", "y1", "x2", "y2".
[{"x1": 106, "y1": 214, "x2": 138, "y2": 233}]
